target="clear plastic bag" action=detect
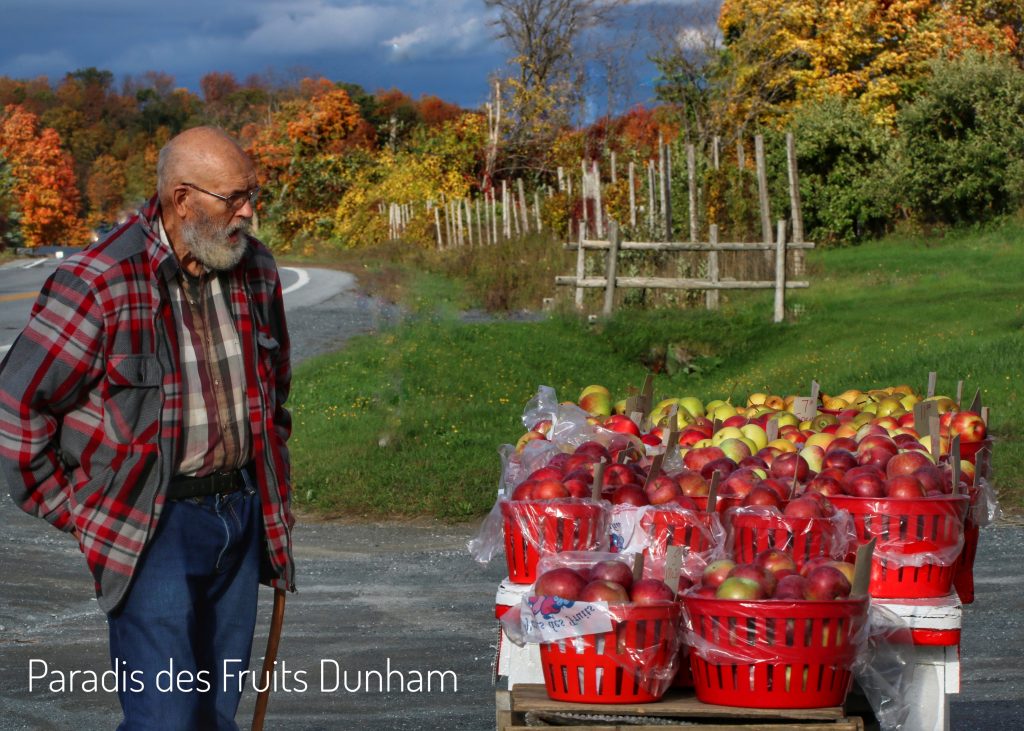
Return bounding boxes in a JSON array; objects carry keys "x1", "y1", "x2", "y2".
[
  {"x1": 851, "y1": 604, "x2": 916, "y2": 731},
  {"x1": 724, "y1": 504, "x2": 857, "y2": 569}
]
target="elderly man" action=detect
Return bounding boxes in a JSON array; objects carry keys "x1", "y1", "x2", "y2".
[{"x1": 0, "y1": 126, "x2": 294, "y2": 730}]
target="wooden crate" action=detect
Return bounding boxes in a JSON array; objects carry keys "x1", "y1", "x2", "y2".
[{"x1": 497, "y1": 685, "x2": 866, "y2": 731}]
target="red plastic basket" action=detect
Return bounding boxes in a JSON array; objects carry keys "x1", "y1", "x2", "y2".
[
  {"x1": 829, "y1": 495, "x2": 969, "y2": 599},
  {"x1": 729, "y1": 510, "x2": 845, "y2": 570},
  {"x1": 539, "y1": 602, "x2": 681, "y2": 703},
  {"x1": 640, "y1": 507, "x2": 715, "y2": 561},
  {"x1": 501, "y1": 500, "x2": 608, "y2": 584},
  {"x1": 952, "y1": 485, "x2": 983, "y2": 604},
  {"x1": 683, "y1": 594, "x2": 868, "y2": 708}
]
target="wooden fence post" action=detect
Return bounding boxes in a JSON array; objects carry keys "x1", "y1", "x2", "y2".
[
  {"x1": 517, "y1": 178, "x2": 529, "y2": 235},
  {"x1": 774, "y1": 219, "x2": 787, "y2": 323},
  {"x1": 574, "y1": 224, "x2": 586, "y2": 309},
  {"x1": 610, "y1": 151, "x2": 617, "y2": 184},
  {"x1": 603, "y1": 221, "x2": 621, "y2": 317},
  {"x1": 593, "y1": 161, "x2": 605, "y2": 238},
  {"x1": 628, "y1": 161, "x2": 637, "y2": 229},
  {"x1": 434, "y1": 206, "x2": 442, "y2": 248},
  {"x1": 687, "y1": 143, "x2": 698, "y2": 243},
  {"x1": 756, "y1": 134, "x2": 774, "y2": 268},
  {"x1": 706, "y1": 223, "x2": 720, "y2": 311},
  {"x1": 787, "y1": 132, "x2": 805, "y2": 276},
  {"x1": 647, "y1": 160, "x2": 656, "y2": 233}
]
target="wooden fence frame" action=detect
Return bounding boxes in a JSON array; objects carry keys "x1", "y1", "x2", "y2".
[{"x1": 557, "y1": 220, "x2": 815, "y2": 322}]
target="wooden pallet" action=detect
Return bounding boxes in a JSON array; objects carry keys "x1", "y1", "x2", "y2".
[{"x1": 497, "y1": 685, "x2": 866, "y2": 731}]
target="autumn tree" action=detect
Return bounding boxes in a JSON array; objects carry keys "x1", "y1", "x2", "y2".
[
  {"x1": 85, "y1": 153, "x2": 128, "y2": 227},
  {"x1": 485, "y1": 0, "x2": 631, "y2": 173},
  {"x1": 0, "y1": 104, "x2": 88, "y2": 247},
  {"x1": 248, "y1": 81, "x2": 376, "y2": 246}
]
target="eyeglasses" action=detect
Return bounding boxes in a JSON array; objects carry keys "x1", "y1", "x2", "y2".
[{"x1": 181, "y1": 182, "x2": 260, "y2": 211}]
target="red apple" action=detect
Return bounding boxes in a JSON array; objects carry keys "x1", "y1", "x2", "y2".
[
  {"x1": 823, "y1": 448, "x2": 858, "y2": 472},
  {"x1": 675, "y1": 470, "x2": 709, "y2": 497},
  {"x1": 535, "y1": 568, "x2": 588, "y2": 600},
  {"x1": 702, "y1": 559, "x2": 737, "y2": 589},
  {"x1": 611, "y1": 484, "x2": 649, "y2": 506},
  {"x1": 700, "y1": 457, "x2": 738, "y2": 480},
  {"x1": 783, "y1": 495, "x2": 825, "y2": 518},
  {"x1": 510, "y1": 480, "x2": 536, "y2": 500},
  {"x1": 604, "y1": 414, "x2": 642, "y2": 438},
  {"x1": 630, "y1": 578, "x2": 676, "y2": 604},
  {"x1": 770, "y1": 452, "x2": 810, "y2": 482},
  {"x1": 913, "y1": 465, "x2": 948, "y2": 494},
  {"x1": 755, "y1": 549, "x2": 798, "y2": 578},
  {"x1": 949, "y1": 411, "x2": 987, "y2": 444},
  {"x1": 575, "y1": 441, "x2": 611, "y2": 462},
  {"x1": 563, "y1": 478, "x2": 591, "y2": 498},
  {"x1": 646, "y1": 475, "x2": 683, "y2": 505},
  {"x1": 885, "y1": 475, "x2": 926, "y2": 499},
  {"x1": 841, "y1": 466, "x2": 887, "y2": 498},
  {"x1": 684, "y1": 446, "x2": 727, "y2": 472},
  {"x1": 533, "y1": 479, "x2": 571, "y2": 500},
  {"x1": 580, "y1": 579, "x2": 630, "y2": 603},
  {"x1": 805, "y1": 474, "x2": 844, "y2": 498},
  {"x1": 886, "y1": 450, "x2": 934, "y2": 479},
  {"x1": 720, "y1": 468, "x2": 761, "y2": 498},
  {"x1": 825, "y1": 437, "x2": 858, "y2": 454},
  {"x1": 773, "y1": 574, "x2": 810, "y2": 599},
  {"x1": 803, "y1": 565, "x2": 852, "y2": 600},
  {"x1": 759, "y1": 478, "x2": 792, "y2": 501},
  {"x1": 742, "y1": 485, "x2": 784, "y2": 509}
]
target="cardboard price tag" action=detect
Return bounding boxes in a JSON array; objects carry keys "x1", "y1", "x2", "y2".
[
  {"x1": 929, "y1": 415, "x2": 941, "y2": 459},
  {"x1": 969, "y1": 388, "x2": 983, "y2": 414},
  {"x1": 926, "y1": 371, "x2": 937, "y2": 399},
  {"x1": 914, "y1": 400, "x2": 938, "y2": 436},
  {"x1": 851, "y1": 538, "x2": 876, "y2": 598},
  {"x1": 664, "y1": 545, "x2": 683, "y2": 599},
  {"x1": 951, "y1": 435, "x2": 962, "y2": 494},
  {"x1": 791, "y1": 396, "x2": 816, "y2": 422},
  {"x1": 591, "y1": 461, "x2": 606, "y2": 502},
  {"x1": 643, "y1": 453, "x2": 665, "y2": 489},
  {"x1": 766, "y1": 418, "x2": 779, "y2": 442},
  {"x1": 810, "y1": 380, "x2": 821, "y2": 406},
  {"x1": 632, "y1": 553, "x2": 644, "y2": 583},
  {"x1": 706, "y1": 471, "x2": 721, "y2": 514}
]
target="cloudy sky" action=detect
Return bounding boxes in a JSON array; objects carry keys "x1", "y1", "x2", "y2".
[{"x1": 0, "y1": 0, "x2": 718, "y2": 110}]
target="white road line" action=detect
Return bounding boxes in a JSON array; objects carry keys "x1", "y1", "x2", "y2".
[
  {"x1": 22, "y1": 259, "x2": 46, "y2": 269},
  {"x1": 281, "y1": 267, "x2": 310, "y2": 296}
]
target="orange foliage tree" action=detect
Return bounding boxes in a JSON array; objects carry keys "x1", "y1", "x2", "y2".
[
  {"x1": 247, "y1": 81, "x2": 376, "y2": 247},
  {"x1": 0, "y1": 104, "x2": 88, "y2": 247}
]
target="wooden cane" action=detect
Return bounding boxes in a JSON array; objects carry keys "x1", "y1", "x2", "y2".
[{"x1": 251, "y1": 587, "x2": 287, "y2": 731}]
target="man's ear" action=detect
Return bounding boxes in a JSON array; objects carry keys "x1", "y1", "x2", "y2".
[{"x1": 171, "y1": 187, "x2": 190, "y2": 218}]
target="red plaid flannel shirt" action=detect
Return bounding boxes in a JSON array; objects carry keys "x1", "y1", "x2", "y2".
[{"x1": 0, "y1": 196, "x2": 294, "y2": 612}]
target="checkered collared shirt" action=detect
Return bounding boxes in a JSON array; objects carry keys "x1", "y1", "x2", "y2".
[
  {"x1": 158, "y1": 221, "x2": 251, "y2": 476},
  {"x1": 0, "y1": 195, "x2": 294, "y2": 613}
]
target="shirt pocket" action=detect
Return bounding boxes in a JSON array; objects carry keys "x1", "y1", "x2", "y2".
[
  {"x1": 255, "y1": 330, "x2": 279, "y2": 387},
  {"x1": 102, "y1": 354, "x2": 162, "y2": 445}
]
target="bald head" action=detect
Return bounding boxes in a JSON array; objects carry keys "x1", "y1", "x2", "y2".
[{"x1": 157, "y1": 126, "x2": 253, "y2": 204}]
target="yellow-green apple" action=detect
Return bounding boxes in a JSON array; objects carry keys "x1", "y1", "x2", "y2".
[
  {"x1": 579, "y1": 387, "x2": 612, "y2": 417},
  {"x1": 767, "y1": 438, "x2": 798, "y2": 454},
  {"x1": 799, "y1": 445, "x2": 825, "y2": 474},
  {"x1": 716, "y1": 576, "x2": 766, "y2": 599},
  {"x1": 741, "y1": 423, "x2": 769, "y2": 450},
  {"x1": 719, "y1": 437, "x2": 753, "y2": 464},
  {"x1": 515, "y1": 430, "x2": 547, "y2": 453},
  {"x1": 678, "y1": 397, "x2": 705, "y2": 419},
  {"x1": 711, "y1": 426, "x2": 746, "y2": 447},
  {"x1": 805, "y1": 432, "x2": 836, "y2": 451},
  {"x1": 728, "y1": 563, "x2": 777, "y2": 596}
]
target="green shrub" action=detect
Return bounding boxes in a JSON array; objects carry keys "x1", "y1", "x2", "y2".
[{"x1": 897, "y1": 51, "x2": 1024, "y2": 225}]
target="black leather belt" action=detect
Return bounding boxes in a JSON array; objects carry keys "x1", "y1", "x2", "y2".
[{"x1": 167, "y1": 469, "x2": 246, "y2": 500}]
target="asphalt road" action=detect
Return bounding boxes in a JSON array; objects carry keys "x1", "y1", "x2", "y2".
[{"x1": 0, "y1": 256, "x2": 1022, "y2": 730}]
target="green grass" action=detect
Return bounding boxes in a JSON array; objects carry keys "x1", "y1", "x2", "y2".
[{"x1": 288, "y1": 219, "x2": 1024, "y2": 520}]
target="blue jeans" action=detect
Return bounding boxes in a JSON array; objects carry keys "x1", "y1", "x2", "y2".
[{"x1": 108, "y1": 484, "x2": 262, "y2": 731}]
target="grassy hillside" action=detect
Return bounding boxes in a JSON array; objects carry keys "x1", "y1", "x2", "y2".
[{"x1": 286, "y1": 219, "x2": 1023, "y2": 520}]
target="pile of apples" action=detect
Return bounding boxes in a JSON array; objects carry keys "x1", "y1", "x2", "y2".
[
  {"x1": 533, "y1": 559, "x2": 676, "y2": 605},
  {"x1": 693, "y1": 550, "x2": 856, "y2": 601}
]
